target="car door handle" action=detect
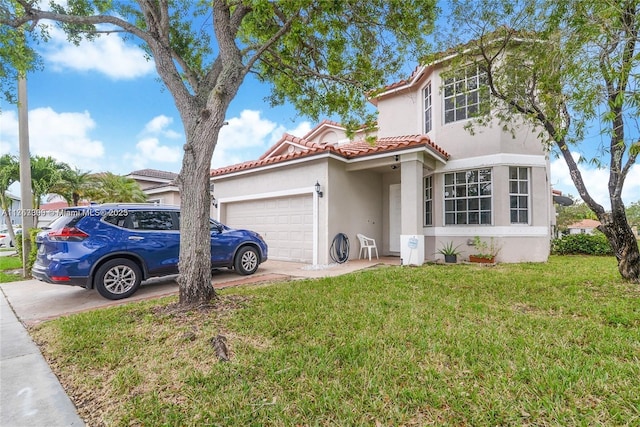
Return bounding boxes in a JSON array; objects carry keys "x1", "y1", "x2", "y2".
[{"x1": 128, "y1": 236, "x2": 144, "y2": 241}]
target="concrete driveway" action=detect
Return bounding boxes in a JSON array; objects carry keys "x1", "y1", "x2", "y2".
[{"x1": 1, "y1": 257, "x2": 400, "y2": 325}]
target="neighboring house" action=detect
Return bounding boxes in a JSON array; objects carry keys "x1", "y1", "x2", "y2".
[
  {"x1": 126, "y1": 169, "x2": 180, "y2": 205},
  {"x1": 0, "y1": 193, "x2": 21, "y2": 226},
  {"x1": 567, "y1": 219, "x2": 601, "y2": 235},
  {"x1": 210, "y1": 56, "x2": 553, "y2": 265}
]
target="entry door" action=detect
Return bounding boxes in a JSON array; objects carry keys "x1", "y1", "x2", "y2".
[{"x1": 389, "y1": 184, "x2": 401, "y2": 252}]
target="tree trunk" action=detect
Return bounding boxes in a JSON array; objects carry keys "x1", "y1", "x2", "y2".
[
  {"x1": 597, "y1": 209, "x2": 640, "y2": 283},
  {"x1": 176, "y1": 120, "x2": 220, "y2": 306}
]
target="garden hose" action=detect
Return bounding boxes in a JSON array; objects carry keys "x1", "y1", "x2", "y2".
[{"x1": 330, "y1": 233, "x2": 350, "y2": 264}]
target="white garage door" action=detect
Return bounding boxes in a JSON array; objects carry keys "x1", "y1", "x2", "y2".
[{"x1": 225, "y1": 195, "x2": 314, "y2": 262}]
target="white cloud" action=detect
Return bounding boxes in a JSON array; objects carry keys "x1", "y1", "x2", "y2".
[
  {"x1": 121, "y1": 115, "x2": 183, "y2": 170},
  {"x1": 550, "y1": 151, "x2": 640, "y2": 208},
  {"x1": 288, "y1": 121, "x2": 313, "y2": 138},
  {"x1": 41, "y1": 26, "x2": 155, "y2": 80},
  {"x1": 0, "y1": 110, "x2": 19, "y2": 155},
  {"x1": 212, "y1": 110, "x2": 311, "y2": 168},
  {"x1": 123, "y1": 138, "x2": 181, "y2": 170},
  {"x1": 142, "y1": 115, "x2": 181, "y2": 139},
  {"x1": 0, "y1": 107, "x2": 105, "y2": 171}
]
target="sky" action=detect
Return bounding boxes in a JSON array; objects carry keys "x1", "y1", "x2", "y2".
[{"x1": 0, "y1": 6, "x2": 638, "y2": 208}]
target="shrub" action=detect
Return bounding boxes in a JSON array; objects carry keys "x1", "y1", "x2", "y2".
[
  {"x1": 551, "y1": 233, "x2": 614, "y2": 256},
  {"x1": 14, "y1": 228, "x2": 41, "y2": 273}
]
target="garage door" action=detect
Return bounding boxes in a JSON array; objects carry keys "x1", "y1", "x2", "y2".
[{"x1": 224, "y1": 195, "x2": 314, "y2": 262}]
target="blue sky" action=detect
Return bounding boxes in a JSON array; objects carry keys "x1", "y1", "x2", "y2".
[{"x1": 0, "y1": 9, "x2": 638, "y2": 208}]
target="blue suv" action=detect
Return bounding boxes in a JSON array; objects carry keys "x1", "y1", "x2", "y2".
[{"x1": 32, "y1": 204, "x2": 268, "y2": 300}]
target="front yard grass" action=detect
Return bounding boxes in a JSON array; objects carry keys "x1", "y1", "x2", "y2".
[
  {"x1": 32, "y1": 256, "x2": 639, "y2": 426},
  {"x1": 0, "y1": 254, "x2": 23, "y2": 283}
]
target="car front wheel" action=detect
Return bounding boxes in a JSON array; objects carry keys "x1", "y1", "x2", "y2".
[
  {"x1": 94, "y1": 258, "x2": 142, "y2": 300},
  {"x1": 234, "y1": 246, "x2": 259, "y2": 275}
]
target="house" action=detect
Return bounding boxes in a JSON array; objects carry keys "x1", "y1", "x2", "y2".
[
  {"x1": 210, "y1": 60, "x2": 553, "y2": 266},
  {"x1": 567, "y1": 219, "x2": 601, "y2": 235},
  {"x1": 0, "y1": 193, "x2": 21, "y2": 226},
  {"x1": 125, "y1": 169, "x2": 180, "y2": 205}
]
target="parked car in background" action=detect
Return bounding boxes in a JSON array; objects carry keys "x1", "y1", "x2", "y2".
[
  {"x1": 32, "y1": 204, "x2": 268, "y2": 300},
  {"x1": 0, "y1": 225, "x2": 21, "y2": 248}
]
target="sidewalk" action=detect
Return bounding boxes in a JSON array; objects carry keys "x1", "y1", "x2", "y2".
[
  {"x1": 0, "y1": 257, "x2": 399, "y2": 426},
  {"x1": 1, "y1": 291, "x2": 85, "y2": 426}
]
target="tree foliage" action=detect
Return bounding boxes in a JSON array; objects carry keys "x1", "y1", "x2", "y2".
[
  {"x1": 1, "y1": 0, "x2": 438, "y2": 304},
  {"x1": 626, "y1": 201, "x2": 640, "y2": 226},
  {"x1": 445, "y1": 0, "x2": 639, "y2": 281},
  {"x1": 50, "y1": 166, "x2": 95, "y2": 206},
  {"x1": 556, "y1": 200, "x2": 598, "y2": 231},
  {"x1": 29, "y1": 155, "x2": 67, "y2": 209},
  {"x1": 86, "y1": 172, "x2": 147, "y2": 203}
]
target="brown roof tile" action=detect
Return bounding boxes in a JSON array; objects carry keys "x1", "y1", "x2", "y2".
[{"x1": 210, "y1": 134, "x2": 448, "y2": 177}]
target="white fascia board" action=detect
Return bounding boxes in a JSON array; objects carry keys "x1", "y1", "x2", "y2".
[
  {"x1": 304, "y1": 123, "x2": 347, "y2": 141},
  {"x1": 424, "y1": 226, "x2": 549, "y2": 237},
  {"x1": 263, "y1": 141, "x2": 313, "y2": 159},
  {"x1": 211, "y1": 152, "x2": 342, "y2": 180},
  {"x1": 439, "y1": 154, "x2": 546, "y2": 171},
  {"x1": 346, "y1": 146, "x2": 447, "y2": 165},
  {"x1": 128, "y1": 175, "x2": 172, "y2": 184},
  {"x1": 218, "y1": 186, "x2": 315, "y2": 204},
  {"x1": 144, "y1": 185, "x2": 180, "y2": 195}
]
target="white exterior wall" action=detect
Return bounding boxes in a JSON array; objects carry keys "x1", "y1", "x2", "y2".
[
  {"x1": 373, "y1": 60, "x2": 551, "y2": 263},
  {"x1": 326, "y1": 159, "x2": 384, "y2": 261}
]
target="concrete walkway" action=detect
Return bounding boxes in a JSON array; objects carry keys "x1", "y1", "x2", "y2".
[{"x1": 0, "y1": 257, "x2": 399, "y2": 426}]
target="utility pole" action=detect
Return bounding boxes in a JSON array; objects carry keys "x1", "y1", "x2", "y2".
[{"x1": 18, "y1": 74, "x2": 33, "y2": 278}]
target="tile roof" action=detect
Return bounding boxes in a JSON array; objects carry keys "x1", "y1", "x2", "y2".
[
  {"x1": 377, "y1": 65, "x2": 425, "y2": 94},
  {"x1": 301, "y1": 119, "x2": 345, "y2": 140},
  {"x1": 210, "y1": 134, "x2": 449, "y2": 177},
  {"x1": 567, "y1": 219, "x2": 601, "y2": 229},
  {"x1": 128, "y1": 169, "x2": 178, "y2": 181}
]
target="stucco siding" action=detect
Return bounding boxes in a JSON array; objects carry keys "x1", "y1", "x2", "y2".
[{"x1": 327, "y1": 159, "x2": 383, "y2": 261}]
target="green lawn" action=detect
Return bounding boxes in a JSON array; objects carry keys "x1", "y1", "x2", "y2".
[
  {"x1": 31, "y1": 256, "x2": 639, "y2": 426},
  {"x1": 0, "y1": 255, "x2": 23, "y2": 283}
]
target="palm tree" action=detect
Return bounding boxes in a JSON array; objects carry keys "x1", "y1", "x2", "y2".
[
  {"x1": 30, "y1": 156, "x2": 69, "y2": 209},
  {"x1": 50, "y1": 166, "x2": 95, "y2": 206},
  {"x1": 88, "y1": 173, "x2": 147, "y2": 203}
]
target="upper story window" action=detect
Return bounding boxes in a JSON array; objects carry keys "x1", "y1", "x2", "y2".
[
  {"x1": 509, "y1": 167, "x2": 530, "y2": 224},
  {"x1": 443, "y1": 65, "x2": 489, "y2": 124},
  {"x1": 424, "y1": 175, "x2": 433, "y2": 226},
  {"x1": 444, "y1": 169, "x2": 492, "y2": 225},
  {"x1": 423, "y1": 83, "x2": 432, "y2": 133}
]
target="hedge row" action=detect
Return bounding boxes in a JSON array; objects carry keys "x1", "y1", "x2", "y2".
[{"x1": 551, "y1": 233, "x2": 614, "y2": 256}]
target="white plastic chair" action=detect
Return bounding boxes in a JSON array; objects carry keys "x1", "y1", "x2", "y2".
[{"x1": 357, "y1": 233, "x2": 379, "y2": 261}]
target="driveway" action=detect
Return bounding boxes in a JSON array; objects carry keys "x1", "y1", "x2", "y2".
[{"x1": 1, "y1": 257, "x2": 400, "y2": 325}]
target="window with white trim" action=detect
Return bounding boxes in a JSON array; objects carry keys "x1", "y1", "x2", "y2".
[
  {"x1": 443, "y1": 65, "x2": 489, "y2": 124},
  {"x1": 444, "y1": 169, "x2": 492, "y2": 225},
  {"x1": 509, "y1": 167, "x2": 529, "y2": 224},
  {"x1": 424, "y1": 83, "x2": 432, "y2": 133},
  {"x1": 424, "y1": 175, "x2": 433, "y2": 226}
]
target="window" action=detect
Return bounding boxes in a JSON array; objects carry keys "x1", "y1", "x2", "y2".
[
  {"x1": 129, "y1": 211, "x2": 176, "y2": 231},
  {"x1": 424, "y1": 83, "x2": 432, "y2": 133},
  {"x1": 444, "y1": 169, "x2": 492, "y2": 225},
  {"x1": 103, "y1": 212, "x2": 129, "y2": 228},
  {"x1": 424, "y1": 175, "x2": 433, "y2": 226},
  {"x1": 509, "y1": 167, "x2": 529, "y2": 224},
  {"x1": 443, "y1": 65, "x2": 489, "y2": 124}
]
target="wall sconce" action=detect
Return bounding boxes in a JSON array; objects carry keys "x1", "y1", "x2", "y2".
[
  {"x1": 394, "y1": 155, "x2": 399, "y2": 162},
  {"x1": 315, "y1": 181, "x2": 323, "y2": 198}
]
